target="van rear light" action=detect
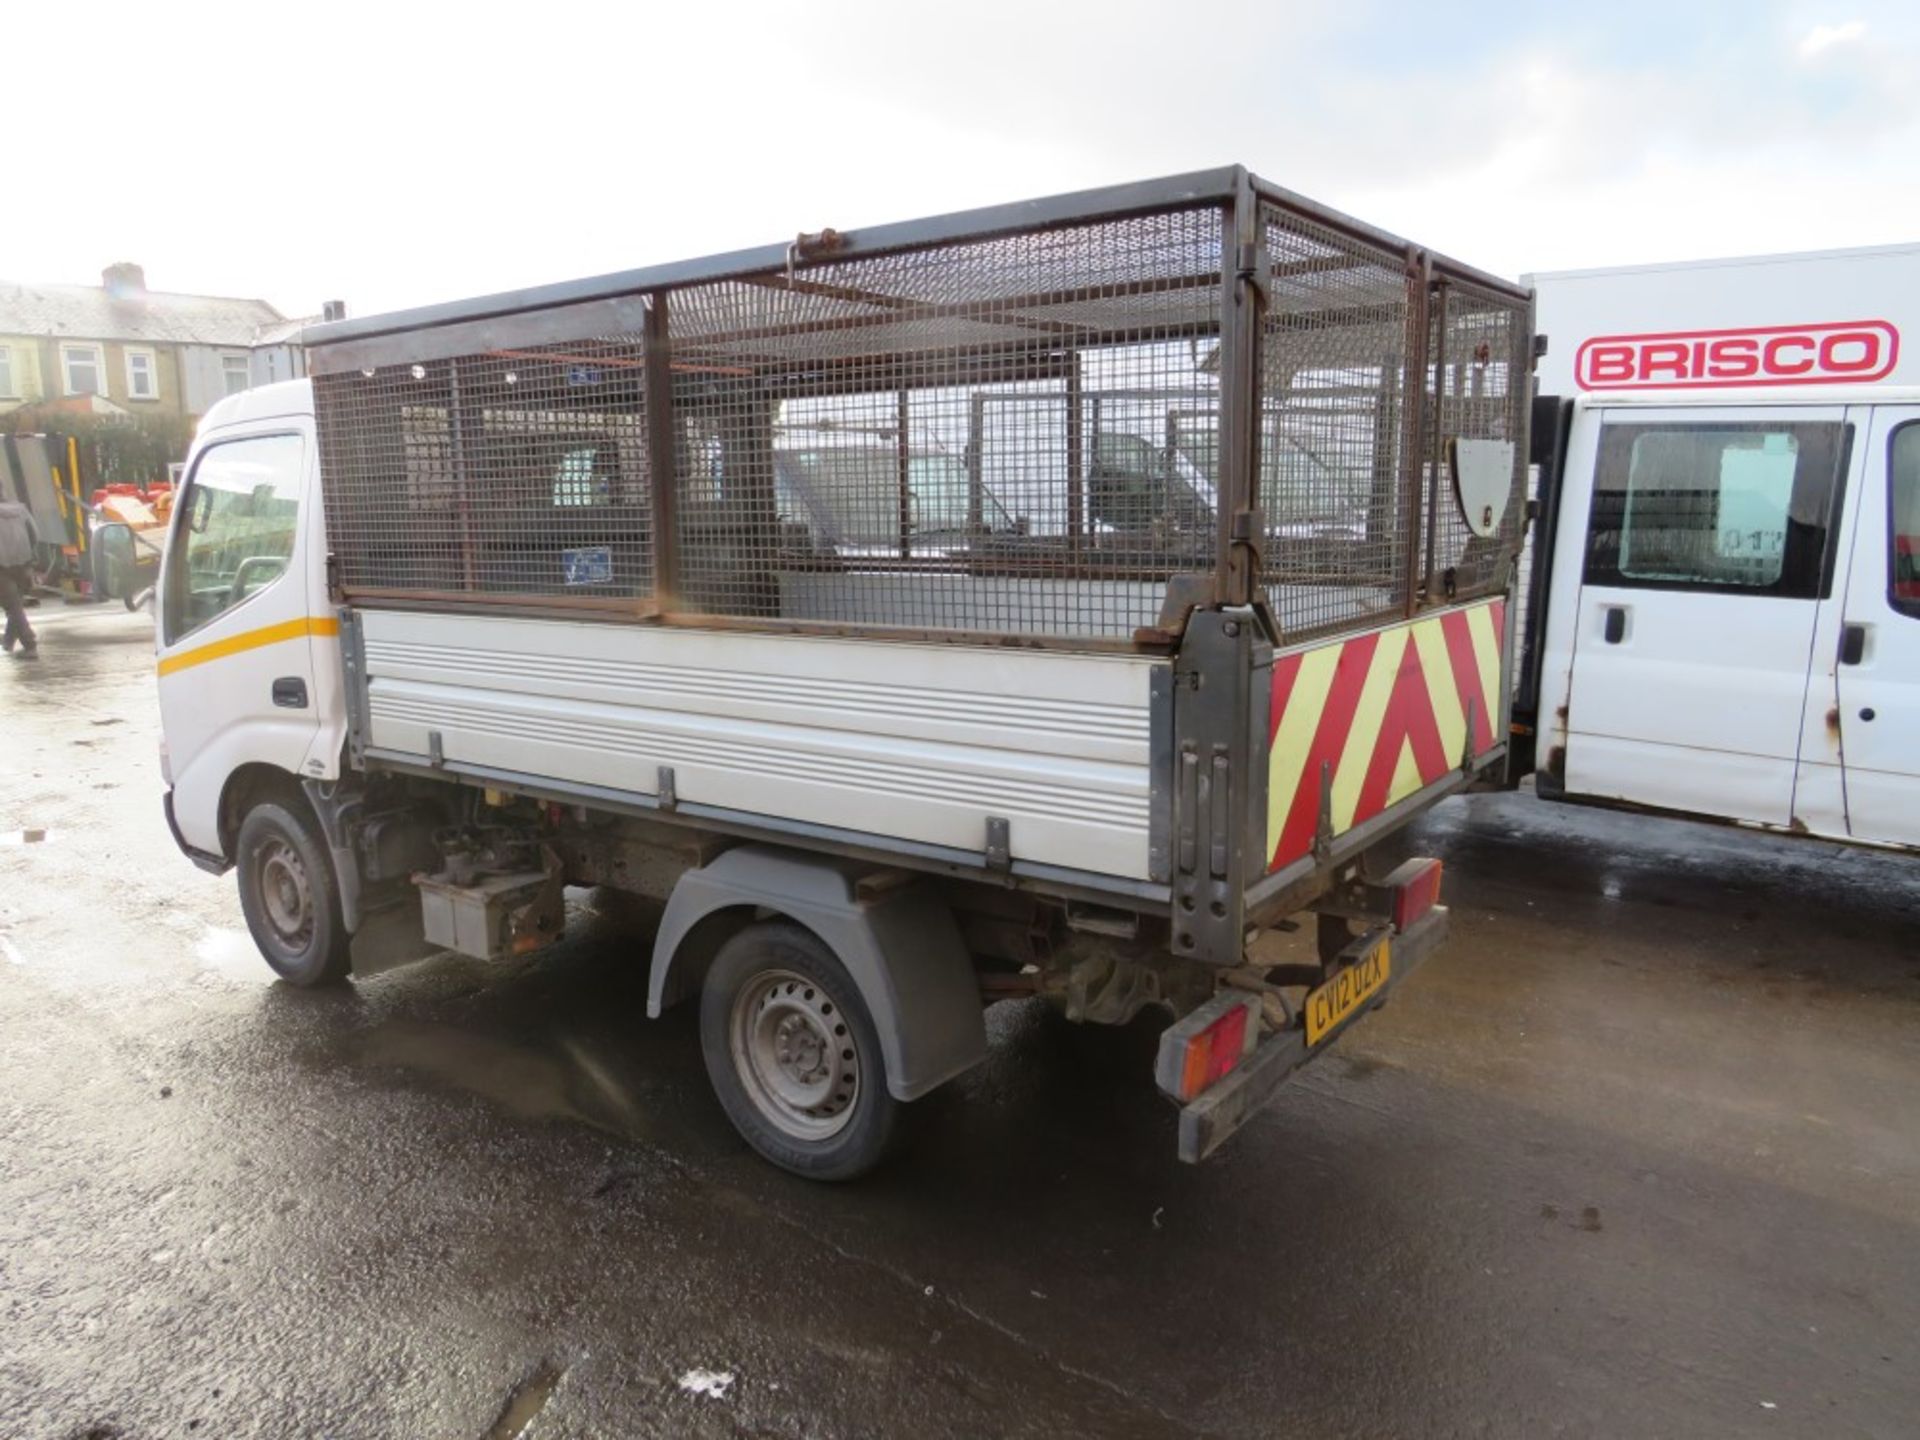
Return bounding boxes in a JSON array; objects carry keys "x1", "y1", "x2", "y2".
[
  {"x1": 1383, "y1": 857, "x2": 1444, "y2": 930},
  {"x1": 1157, "y1": 994, "x2": 1261, "y2": 1103}
]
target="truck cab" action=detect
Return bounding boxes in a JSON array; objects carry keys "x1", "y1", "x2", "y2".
[{"x1": 155, "y1": 381, "x2": 347, "y2": 868}]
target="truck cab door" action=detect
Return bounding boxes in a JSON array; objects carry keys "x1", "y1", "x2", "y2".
[
  {"x1": 1557, "y1": 406, "x2": 1851, "y2": 827},
  {"x1": 1834, "y1": 406, "x2": 1920, "y2": 846},
  {"x1": 155, "y1": 424, "x2": 323, "y2": 856}
]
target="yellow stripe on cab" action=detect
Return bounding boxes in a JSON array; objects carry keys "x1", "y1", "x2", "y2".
[{"x1": 156, "y1": 616, "x2": 340, "y2": 677}]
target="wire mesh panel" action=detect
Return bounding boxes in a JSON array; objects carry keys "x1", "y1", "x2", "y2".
[
  {"x1": 1254, "y1": 202, "x2": 1416, "y2": 640},
  {"x1": 1423, "y1": 285, "x2": 1531, "y2": 601},
  {"x1": 662, "y1": 206, "x2": 1225, "y2": 640},
  {"x1": 315, "y1": 339, "x2": 654, "y2": 605},
  {"x1": 309, "y1": 169, "x2": 1533, "y2": 651}
]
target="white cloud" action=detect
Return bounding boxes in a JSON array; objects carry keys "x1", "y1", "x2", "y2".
[
  {"x1": 1, "y1": 2, "x2": 1916, "y2": 312},
  {"x1": 1798, "y1": 19, "x2": 1867, "y2": 58}
]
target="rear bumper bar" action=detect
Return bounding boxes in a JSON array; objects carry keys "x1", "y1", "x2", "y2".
[{"x1": 1175, "y1": 906, "x2": 1450, "y2": 1163}]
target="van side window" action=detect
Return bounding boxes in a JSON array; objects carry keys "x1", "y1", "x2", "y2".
[
  {"x1": 1583, "y1": 421, "x2": 1848, "y2": 599},
  {"x1": 1890, "y1": 424, "x2": 1920, "y2": 617},
  {"x1": 164, "y1": 434, "x2": 303, "y2": 644}
]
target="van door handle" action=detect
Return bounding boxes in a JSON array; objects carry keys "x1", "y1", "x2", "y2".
[
  {"x1": 272, "y1": 676, "x2": 309, "y2": 708},
  {"x1": 1602, "y1": 606, "x2": 1627, "y2": 644},
  {"x1": 1840, "y1": 623, "x2": 1867, "y2": 666}
]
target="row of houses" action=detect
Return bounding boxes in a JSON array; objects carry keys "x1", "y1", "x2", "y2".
[{"x1": 0, "y1": 263, "x2": 337, "y2": 423}]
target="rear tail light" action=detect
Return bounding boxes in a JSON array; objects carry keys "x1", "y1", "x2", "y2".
[
  {"x1": 1385, "y1": 857, "x2": 1444, "y2": 930},
  {"x1": 1158, "y1": 994, "x2": 1261, "y2": 1103}
]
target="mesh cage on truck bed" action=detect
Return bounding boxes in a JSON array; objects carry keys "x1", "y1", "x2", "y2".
[
  {"x1": 306, "y1": 167, "x2": 1532, "y2": 968},
  {"x1": 307, "y1": 167, "x2": 1531, "y2": 649}
]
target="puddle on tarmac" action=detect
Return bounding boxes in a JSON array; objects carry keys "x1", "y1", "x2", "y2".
[
  {"x1": 355, "y1": 1019, "x2": 654, "y2": 1142},
  {"x1": 195, "y1": 927, "x2": 273, "y2": 982},
  {"x1": 483, "y1": 1360, "x2": 566, "y2": 1440},
  {"x1": 0, "y1": 829, "x2": 50, "y2": 846}
]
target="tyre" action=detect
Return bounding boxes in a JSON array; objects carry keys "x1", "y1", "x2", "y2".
[
  {"x1": 699, "y1": 922, "x2": 901, "y2": 1181},
  {"x1": 235, "y1": 800, "x2": 352, "y2": 987}
]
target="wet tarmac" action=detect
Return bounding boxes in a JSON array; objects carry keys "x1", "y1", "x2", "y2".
[{"x1": 2, "y1": 603, "x2": 1917, "y2": 1438}]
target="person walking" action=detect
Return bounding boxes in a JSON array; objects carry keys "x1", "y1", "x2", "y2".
[{"x1": 0, "y1": 497, "x2": 41, "y2": 660}]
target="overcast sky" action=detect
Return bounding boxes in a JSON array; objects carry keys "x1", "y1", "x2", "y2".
[{"x1": 8, "y1": 0, "x2": 1915, "y2": 320}]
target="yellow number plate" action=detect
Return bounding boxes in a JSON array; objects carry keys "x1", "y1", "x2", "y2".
[{"x1": 1305, "y1": 939, "x2": 1392, "y2": 1045}]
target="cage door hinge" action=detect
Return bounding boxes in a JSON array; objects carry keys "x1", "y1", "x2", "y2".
[
  {"x1": 1229, "y1": 506, "x2": 1265, "y2": 579},
  {"x1": 1235, "y1": 242, "x2": 1269, "y2": 304}
]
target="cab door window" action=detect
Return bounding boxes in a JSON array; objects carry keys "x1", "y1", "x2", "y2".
[
  {"x1": 1583, "y1": 421, "x2": 1849, "y2": 598},
  {"x1": 164, "y1": 434, "x2": 303, "y2": 643},
  {"x1": 1890, "y1": 423, "x2": 1920, "y2": 615}
]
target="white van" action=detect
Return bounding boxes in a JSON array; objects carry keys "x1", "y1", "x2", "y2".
[{"x1": 1513, "y1": 245, "x2": 1919, "y2": 848}]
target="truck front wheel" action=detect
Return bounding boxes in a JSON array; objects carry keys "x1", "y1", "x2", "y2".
[
  {"x1": 235, "y1": 801, "x2": 352, "y2": 988},
  {"x1": 699, "y1": 922, "x2": 902, "y2": 1180}
]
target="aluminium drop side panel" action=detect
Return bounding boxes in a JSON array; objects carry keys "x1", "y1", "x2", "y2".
[{"x1": 355, "y1": 610, "x2": 1161, "y2": 881}]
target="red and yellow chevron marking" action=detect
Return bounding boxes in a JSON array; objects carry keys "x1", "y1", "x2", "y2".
[{"x1": 1266, "y1": 598, "x2": 1505, "y2": 872}]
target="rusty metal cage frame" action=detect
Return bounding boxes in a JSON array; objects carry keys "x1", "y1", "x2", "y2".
[{"x1": 306, "y1": 166, "x2": 1533, "y2": 651}]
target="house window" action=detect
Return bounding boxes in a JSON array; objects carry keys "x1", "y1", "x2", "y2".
[
  {"x1": 62, "y1": 343, "x2": 105, "y2": 397},
  {"x1": 0, "y1": 347, "x2": 13, "y2": 398},
  {"x1": 125, "y1": 348, "x2": 158, "y2": 401},
  {"x1": 221, "y1": 353, "x2": 251, "y2": 397}
]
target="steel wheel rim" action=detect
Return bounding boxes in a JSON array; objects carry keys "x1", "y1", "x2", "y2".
[
  {"x1": 729, "y1": 968, "x2": 859, "y2": 1141},
  {"x1": 257, "y1": 838, "x2": 314, "y2": 948}
]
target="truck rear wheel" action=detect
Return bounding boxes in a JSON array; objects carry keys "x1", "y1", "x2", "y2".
[
  {"x1": 699, "y1": 922, "x2": 901, "y2": 1181},
  {"x1": 235, "y1": 801, "x2": 352, "y2": 988}
]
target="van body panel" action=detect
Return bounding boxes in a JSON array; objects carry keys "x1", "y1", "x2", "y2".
[
  {"x1": 1541, "y1": 389, "x2": 1917, "y2": 851},
  {"x1": 1835, "y1": 405, "x2": 1920, "y2": 845}
]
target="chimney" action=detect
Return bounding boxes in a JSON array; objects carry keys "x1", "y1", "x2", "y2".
[
  {"x1": 102, "y1": 262, "x2": 146, "y2": 298},
  {"x1": 321, "y1": 299, "x2": 347, "y2": 323}
]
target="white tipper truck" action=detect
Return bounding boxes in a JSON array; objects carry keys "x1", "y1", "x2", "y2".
[
  {"x1": 1509, "y1": 243, "x2": 1919, "y2": 849},
  {"x1": 151, "y1": 168, "x2": 1533, "y2": 1179}
]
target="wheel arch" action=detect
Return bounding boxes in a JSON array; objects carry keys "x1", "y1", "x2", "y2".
[
  {"x1": 216, "y1": 764, "x2": 370, "y2": 935},
  {"x1": 217, "y1": 763, "x2": 313, "y2": 859},
  {"x1": 649, "y1": 844, "x2": 988, "y2": 1102}
]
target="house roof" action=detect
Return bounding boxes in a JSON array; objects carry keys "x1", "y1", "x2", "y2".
[
  {"x1": 251, "y1": 314, "x2": 318, "y2": 347},
  {"x1": 0, "y1": 280, "x2": 288, "y2": 347}
]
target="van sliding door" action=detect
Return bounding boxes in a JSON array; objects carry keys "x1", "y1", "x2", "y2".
[{"x1": 1561, "y1": 408, "x2": 1850, "y2": 827}]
